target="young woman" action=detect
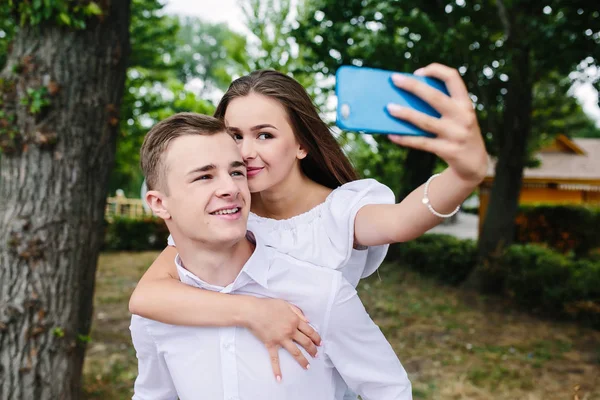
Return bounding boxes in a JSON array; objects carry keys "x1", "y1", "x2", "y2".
[{"x1": 130, "y1": 63, "x2": 488, "y2": 386}]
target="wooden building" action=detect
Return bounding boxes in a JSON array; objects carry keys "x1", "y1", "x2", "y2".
[{"x1": 479, "y1": 135, "x2": 600, "y2": 223}]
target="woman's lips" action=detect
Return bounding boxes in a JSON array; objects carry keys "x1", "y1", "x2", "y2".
[{"x1": 246, "y1": 167, "x2": 264, "y2": 177}]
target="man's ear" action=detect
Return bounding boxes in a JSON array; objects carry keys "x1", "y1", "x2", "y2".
[{"x1": 145, "y1": 190, "x2": 171, "y2": 220}]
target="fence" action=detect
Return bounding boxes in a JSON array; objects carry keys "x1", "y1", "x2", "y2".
[{"x1": 105, "y1": 195, "x2": 153, "y2": 221}]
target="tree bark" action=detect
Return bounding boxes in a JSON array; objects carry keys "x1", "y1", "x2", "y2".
[
  {"x1": 470, "y1": 40, "x2": 533, "y2": 290},
  {"x1": 0, "y1": 3, "x2": 131, "y2": 399}
]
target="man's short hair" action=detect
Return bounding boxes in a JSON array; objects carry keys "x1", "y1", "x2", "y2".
[{"x1": 140, "y1": 112, "x2": 227, "y2": 192}]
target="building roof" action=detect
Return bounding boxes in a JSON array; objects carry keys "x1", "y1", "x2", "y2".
[{"x1": 485, "y1": 136, "x2": 600, "y2": 182}]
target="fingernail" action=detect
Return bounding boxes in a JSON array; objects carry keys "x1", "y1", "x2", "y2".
[
  {"x1": 306, "y1": 364, "x2": 310, "y2": 370},
  {"x1": 387, "y1": 103, "x2": 403, "y2": 113},
  {"x1": 277, "y1": 375, "x2": 282, "y2": 382},
  {"x1": 391, "y1": 73, "x2": 405, "y2": 84},
  {"x1": 414, "y1": 68, "x2": 425, "y2": 76}
]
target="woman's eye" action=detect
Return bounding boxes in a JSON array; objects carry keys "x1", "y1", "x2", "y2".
[
  {"x1": 233, "y1": 134, "x2": 243, "y2": 141},
  {"x1": 257, "y1": 133, "x2": 272, "y2": 140}
]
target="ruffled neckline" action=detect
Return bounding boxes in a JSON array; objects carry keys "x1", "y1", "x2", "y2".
[{"x1": 248, "y1": 189, "x2": 337, "y2": 230}]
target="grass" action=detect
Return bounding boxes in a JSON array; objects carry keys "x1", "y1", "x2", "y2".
[{"x1": 83, "y1": 252, "x2": 600, "y2": 399}]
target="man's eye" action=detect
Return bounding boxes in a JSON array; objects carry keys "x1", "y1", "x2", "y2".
[
  {"x1": 193, "y1": 175, "x2": 211, "y2": 181},
  {"x1": 231, "y1": 171, "x2": 246, "y2": 177}
]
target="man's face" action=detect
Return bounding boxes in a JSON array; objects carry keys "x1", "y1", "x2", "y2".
[{"x1": 155, "y1": 132, "x2": 250, "y2": 247}]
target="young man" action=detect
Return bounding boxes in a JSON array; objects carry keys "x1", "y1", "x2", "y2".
[{"x1": 131, "y1": 112, "x2": 412, "y2": 399}]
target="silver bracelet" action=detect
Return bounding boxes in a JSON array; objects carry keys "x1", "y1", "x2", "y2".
[{"x1": 422, "y1": 173, "x2": 461, "y2": 218}]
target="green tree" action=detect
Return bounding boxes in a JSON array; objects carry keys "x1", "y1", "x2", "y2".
[
  {"x1": 529, "y1": 71, "x2": 600, "y2": 153},
  {"x1": 294, "y1": 1, "x2": 600, "y2": 287},
  {"x1": 0, "y1": 6, "x2": 15, "y2": 70},
  {"x1": 108, "y1": 0, "x2": 180, "y2": 196},
  {"x1": 175, "y1": 17, "x2": 248, "y2": 93},
  {"x1": 0, "y1": 1, "x2": 131, "y2": 397},
  {"x1": 110, "y1": 12, "x2": 251, "y2": 197}
]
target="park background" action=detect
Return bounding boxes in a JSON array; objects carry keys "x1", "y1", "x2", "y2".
[{"x1": 0, "y1": 1, "x2": 599, "y2": 399}]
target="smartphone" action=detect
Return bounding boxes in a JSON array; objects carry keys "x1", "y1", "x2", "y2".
[{"x1": 335, "y1": 65, "x2": 449, "y2": 137}]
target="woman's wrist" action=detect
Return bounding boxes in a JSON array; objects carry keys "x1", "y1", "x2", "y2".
[
  {"x1": 445, "y1": 166, "x2": 484, "y2": 191},
  {"x1": 234, "y1": 295, "x2": 258, "y2": 329}
]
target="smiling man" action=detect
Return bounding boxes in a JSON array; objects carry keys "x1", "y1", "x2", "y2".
[{"x1": 130, "y1": 112, "x2": 412, "y2": 400}]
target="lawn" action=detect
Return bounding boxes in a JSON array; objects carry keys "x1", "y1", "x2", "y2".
[{"x1": 83, "y1": 251, "x2": 600, "y2": 399}]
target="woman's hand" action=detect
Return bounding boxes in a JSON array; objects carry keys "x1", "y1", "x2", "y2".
[
  {"x1": 386, "y1": 63, "x2": 488, "y2": 186},
  {"x1": 244, "y1": 297, "x2": 321, "y2": 381}
]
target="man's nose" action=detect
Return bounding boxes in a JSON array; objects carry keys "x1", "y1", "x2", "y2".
[{"x1": 216, "y1": 175, "x2": 240, "y2": 198}]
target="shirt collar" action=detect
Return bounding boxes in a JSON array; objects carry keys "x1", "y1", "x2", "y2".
[{"x1": 174, "y1": 231, "x2": 270, "y2": 292}]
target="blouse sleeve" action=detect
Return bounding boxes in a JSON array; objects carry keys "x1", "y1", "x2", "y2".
[{"x1": 324, "y1": 179, "x2": 395, "y2": 283}]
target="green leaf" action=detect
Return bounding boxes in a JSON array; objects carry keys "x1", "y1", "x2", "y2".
[
  {"x1": 58, "y1": 12, "x2": 71, "y2": 26},
  {"x1": 86, "y1": 2, "x2": 103, "y2": 16}
]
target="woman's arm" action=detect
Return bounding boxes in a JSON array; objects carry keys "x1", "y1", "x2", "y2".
[
  {"x1": 354, "y1": 63, "x2": 488, "y2": 246},
  {"x1": 129, "y1": 246, "x2": 321, "y2": 379}
]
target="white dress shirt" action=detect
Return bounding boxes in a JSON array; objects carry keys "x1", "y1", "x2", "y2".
[{"x1": 131, "y1": 232, "x2": 412, "y2": 400}]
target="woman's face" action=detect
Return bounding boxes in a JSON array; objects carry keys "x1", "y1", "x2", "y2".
[{"x1": 224, "y1": 93, "x2": 306, "y2": 193}]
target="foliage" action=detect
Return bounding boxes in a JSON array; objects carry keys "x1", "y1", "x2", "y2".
[
  {"x1": 392, "y1": 234, "x2": 600, "y2": 328},
  {"x1": 500, "y1": 244, "x2": 600, "y2": 327},
  {"x1": 175, "y1": 17, "x2": 248, "y2": 93},
  {"x1": 20, "y1": 86, "x2": 51, "y2": 114},
  {"x1": 294, "y1": 1, "x2": 600, "y2": 176},
  {"x1": 529, "y1": 71, "x2": 600, "y2": 156},
  {"x1": 0, "y1": 5, "x2": 15, "y2": 70},
  {"x1": 109, "y1": 1, "x2": 224, "y2": 197},
  {"x1": 514, "y1": 204, "x2": 600, "y2": 257},
  {"x1": 239, "y1": 0, "x2": 317, "y2": 91},
  {"x1": 294, "y1": 1, "x2": 600, "y2": 274},
  {"x1": 103, "y1": 217, "x2": 169, "y2": 251},
  {"x1": 391, "y1": 234, "x2": 477, "y2": 285},
  {"x1": 4, "y1": 0, "x2": 103, "y2": 29},
  {"x1": 111, "y1": 0, "x2": 320, "y2": 197}
]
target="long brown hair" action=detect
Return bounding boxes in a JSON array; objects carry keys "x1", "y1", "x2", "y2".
[{"x1": 214, "y1": 70, "x2": 358, "y2": 189}]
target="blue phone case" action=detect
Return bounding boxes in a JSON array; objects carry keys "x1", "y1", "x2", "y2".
[{"x1": 335, "y1": 65, "x2": 449, "y2": 137}]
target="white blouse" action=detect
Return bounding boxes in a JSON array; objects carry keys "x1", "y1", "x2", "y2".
[{"x1": 167, "y1": 179, "x2": 395, "y2": 288}]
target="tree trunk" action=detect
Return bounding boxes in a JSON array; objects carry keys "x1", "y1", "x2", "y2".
[
  {"x1": 397, "y1": 149, "x2": 437, "y2": 201},
  {"x1": 469, "y1": 42, "x2": 533, "y2": 290},
  {"x1": 0, "y1": 3, "x2": 131, "y2": 399}
]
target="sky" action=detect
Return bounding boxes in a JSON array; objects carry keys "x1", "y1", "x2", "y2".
[
  {"x1": 164, "y1": 0, "x2": 245, "y2": 31},
  {"x1": 163, "y1": 0, "x2": 600, "y2": 126}
]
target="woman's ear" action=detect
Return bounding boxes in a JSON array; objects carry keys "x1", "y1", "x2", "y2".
[
  {"x1": 145, "y1": 190, "x2": 171, "y2": 220},
  {"x1": 297, "y1": 145, "x2": 308, "y2": 160}
]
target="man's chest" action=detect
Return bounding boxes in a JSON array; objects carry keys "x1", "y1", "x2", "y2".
[{"x1": 150, "y1": 324, "x2": 335, "y2": 400}]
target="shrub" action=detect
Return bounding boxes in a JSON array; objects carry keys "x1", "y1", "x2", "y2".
[
  {"x1": 514, "y1": 204, "x2": 600, "y2": 257},
  {"x1": 500, "y1": 245, "x2": 573, "y2": 310},
  {"x1": 500, "y1": 244, "x2": 600, "y2": 327},
  {"x1": 390, "y1": 234, "x2": 600, "y2": 328},
  {"x1": 103, "y1": 216, "x2": 169, "y2": 251},
  {"x1": 391, "y1": 234, "x2": 477, "y2": 285}
]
